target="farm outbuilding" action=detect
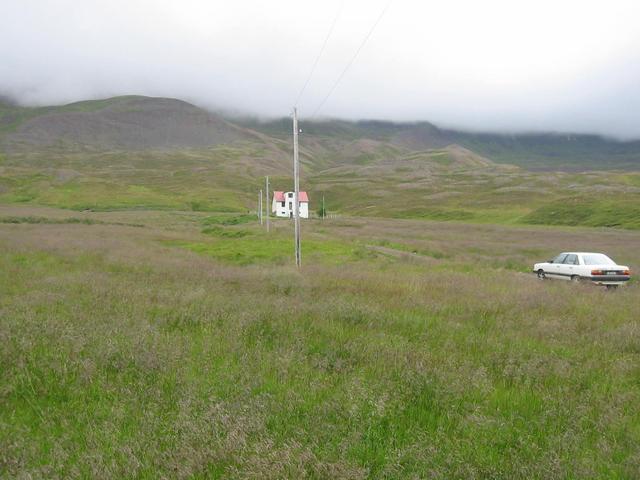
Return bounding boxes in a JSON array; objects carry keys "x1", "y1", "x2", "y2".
[{"x1": 272, "y1": 191, "x2": 309, "y2": 218}]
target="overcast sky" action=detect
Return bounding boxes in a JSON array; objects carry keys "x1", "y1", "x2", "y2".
[{"x1": 2, "y1": 0, "x2": 640, "y2": 138}]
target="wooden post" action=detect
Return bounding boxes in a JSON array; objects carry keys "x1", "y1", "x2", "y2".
[
  {"x1": 265, "y1": 176, "x2": 270, "y2": 232},
  {"x1": 293, "y1": 108, "x2": 301, "y2": 268}
]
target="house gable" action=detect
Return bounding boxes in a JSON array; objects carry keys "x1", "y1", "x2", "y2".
[{"x1": 272, "y1": 191, "x2": 309, "y2": 218}]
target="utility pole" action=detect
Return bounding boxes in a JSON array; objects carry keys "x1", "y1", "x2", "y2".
[
  {"x1": 265, "y1": 176, "x2": 270, "y2": 232},
  {"x1": 322, "y1": 194, "x2": 325, "y2": 220},
  {"x1": 259, "y1": 189, "x2": 263, "y2": 225},
  {"x1": 292, "y1": 107, "x2": 301, "y2": 268}
]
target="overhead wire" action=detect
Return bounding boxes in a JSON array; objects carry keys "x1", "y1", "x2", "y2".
[
  {"x1": 293, "y1": 1, "x2": 345, "y2": 108},
  {"x1": 309, "y1": 0, "x2": 392, "y2": 118}
]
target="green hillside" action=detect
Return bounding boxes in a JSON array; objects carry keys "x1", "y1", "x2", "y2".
[
  {"x1": 240, "y1": 116, "x2": 640, "y2": 171},
  {"x1": 451, "y1": 131, "x2": 640, "y2": 171},
  {"x1": 2, "y1": 96, "x2": 640, "y2": 229}
]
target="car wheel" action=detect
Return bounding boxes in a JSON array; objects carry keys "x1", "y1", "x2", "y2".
[
  {"x1": 570, "y1": 275, "x2": 581, "y2": 283},
  {"x1": 537, "y1": 269, "x2": 546, "y2": 280},
  {"x1": 606, "y1": 285, "x2": 618, "y2": 291}
]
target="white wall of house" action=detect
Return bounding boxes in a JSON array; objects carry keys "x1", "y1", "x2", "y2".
[
  {"x1": 272, "y1": 197, "x2": 286, "y2": 217},
  {"x1": 272, "y1": 192, "x2": 309, "y2": 218},
  {"x1": 299, "y1": 201, "x2": 308, "y2": 218}
]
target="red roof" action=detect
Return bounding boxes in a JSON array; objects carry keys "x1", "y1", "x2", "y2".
[{"x1": 273, "y1": 191, "x2": 309, "y2": 202}]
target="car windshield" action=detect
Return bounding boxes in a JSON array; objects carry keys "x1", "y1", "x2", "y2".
[
  {"x1": 582, "y1": 254, "x2": 615, "y2": 266},
  {"x1": 552, "y1": 254, "x2": 568, "y2": 263}
]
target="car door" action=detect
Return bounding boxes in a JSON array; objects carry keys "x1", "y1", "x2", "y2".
[
  {"x1": 548, "y1": 253, "x2": 568, "y2": 278},
  {"x1": 559, "y1": 254, "x2": 579, "y2": 280},
  {"x1": 575, "y1": 254, "x2": 589, "y2": 277}
]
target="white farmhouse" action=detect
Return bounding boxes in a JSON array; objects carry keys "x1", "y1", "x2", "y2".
[{"x1": 272, "y1": 191, "x2": 309, "y2": 218}]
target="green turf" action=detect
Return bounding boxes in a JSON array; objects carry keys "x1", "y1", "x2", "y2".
[{"x1": 1, "y1": 213, "x2": 639, "y2": 478}]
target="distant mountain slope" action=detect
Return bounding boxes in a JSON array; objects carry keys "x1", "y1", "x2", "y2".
[
  {"x1": 2, "y1": 96, "x2": 640, "y2": 228},
  {"x1": 448, "y1": 131, "x2": 640, "y2": 171},
  {"x1": 238, "y1": 116, "x2": 640, "y2": 171},
  {"x1": 0, "y1": 96, "x2": 263, "y2": 151},
  {"x1": 4, "y1": 95, "x2": 640, "y2": 170}
]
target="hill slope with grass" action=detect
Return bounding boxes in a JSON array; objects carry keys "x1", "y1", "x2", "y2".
[
  {"x1": 0, "y1": 96, "x2": 268, "y2": 151},
  {"x1": 4, "y1": 95, "x2": 640, "y2": 169},
  {"x1": 2, "y1": 95, "x2": 640, "y2": 228},
  {"x1": 240, "y1": 116, "x2": 640, "y2": 171}
]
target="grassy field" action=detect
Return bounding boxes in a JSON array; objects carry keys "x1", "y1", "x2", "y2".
[
  {"x1": 1, "y1": 205, "x2": 639, "y2": 478},
  {"x1": 2, "y1": 96, "x2": 640, "y2": 477},
  {"x1": 3, "y1": 146, "x2": 640, "y2": 230}
]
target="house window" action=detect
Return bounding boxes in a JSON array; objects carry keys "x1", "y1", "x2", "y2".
[
  {"x1": 288, "y1": 202, "x2": 292, "y2": 209},
  {"x1": 288, "y1": 193, "x2": 293, "y2": 198},
  {"x1": 281, "y1": 201, "x2": 285, "y2": 207}
]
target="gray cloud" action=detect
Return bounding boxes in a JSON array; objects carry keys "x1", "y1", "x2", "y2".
[{"x1": 2, "y1": 0, "x2": 640, "y2": 138}]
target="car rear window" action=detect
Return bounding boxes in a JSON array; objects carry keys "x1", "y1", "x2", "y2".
[{"x1": 582, "y1": 254, "x2": 615, "y2": 266}]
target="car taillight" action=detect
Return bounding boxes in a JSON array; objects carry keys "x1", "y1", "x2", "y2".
[
  {"x1": 591, "y1": 270, "x2": 604, "y2": 275},
  {"x1": 623, "y1": 270, "x2": 631, "y2": 276}
]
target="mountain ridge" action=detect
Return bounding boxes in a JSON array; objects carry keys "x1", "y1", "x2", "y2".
[
  {"x1": 2, "y1": 95, "x2": 640, "y2": 170},
  {"x1": 1, "y1": 95, "x2": 640, "y2": 229},
  {"x1": 237, "y1": 115, "x2": 640, "y2": 171}
]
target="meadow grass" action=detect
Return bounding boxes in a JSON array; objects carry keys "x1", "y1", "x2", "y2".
[
  {"x1": 1, "y1": 207, "x2": 639, "y2": 478},
  {"x1": 171, "y1": 230, "x2": 357, "y2": 266},
  {"x1": 523, "y1": 196, "x2": 640, "y2": 229},
  {"x1": 2, "y1": 146, "x2": 640, "y2": 228}
]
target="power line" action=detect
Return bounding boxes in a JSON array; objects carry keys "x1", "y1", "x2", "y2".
[
  {"x1": 310, "y1": 0, "x2": 392, "y2": 118},
  {"x1": 294, "y1": 1, "x2": 344, "y2": 108}
]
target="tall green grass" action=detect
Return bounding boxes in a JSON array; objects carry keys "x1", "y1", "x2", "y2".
[
  {"x1": 1, "y1": 212, "x2": 639, "y2": 478},
  {"x1": 524, "y1": 196, "x2": 640, "y2": 229}
]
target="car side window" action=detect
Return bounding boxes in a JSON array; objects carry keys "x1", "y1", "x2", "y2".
[
  {"x1": 553, "y1": 254, "x2": 568, "y2": 264},
  {"x1": 563, "y1": 254, "x2": 578, "y2": 265}
]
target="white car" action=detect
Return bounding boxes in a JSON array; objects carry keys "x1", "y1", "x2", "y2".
[{"x1": 533, "y1": 252, "x2": 631, "y2": 289}]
